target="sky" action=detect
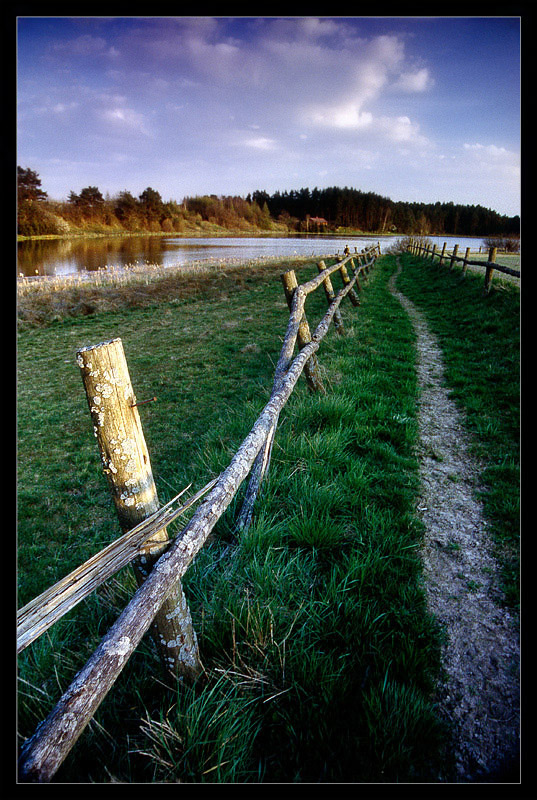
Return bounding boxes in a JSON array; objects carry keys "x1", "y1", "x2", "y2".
[{"x1": 16, "y1": 16, "x2": 521, "y2": 217}]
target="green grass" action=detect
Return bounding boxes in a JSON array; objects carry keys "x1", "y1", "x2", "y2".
[
  {"x1": 395, "y1": 251, "x2": 520, "y2": 608},
  {"x1": 18, "y1": 256, "x2": 454, "y2": 782}
]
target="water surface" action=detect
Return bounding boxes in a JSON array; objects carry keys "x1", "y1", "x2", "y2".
[{"x1": 17, "y1": 234, "x2": 489, "y2": 278}]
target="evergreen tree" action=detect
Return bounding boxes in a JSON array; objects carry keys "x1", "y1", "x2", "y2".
[{"x1": 17, "y1": 167, "x2": 48, "y2": 204}]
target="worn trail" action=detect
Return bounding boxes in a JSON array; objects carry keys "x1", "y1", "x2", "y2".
[{"x1": 389, "y1": 258, "x2": 520, "y2": 782}]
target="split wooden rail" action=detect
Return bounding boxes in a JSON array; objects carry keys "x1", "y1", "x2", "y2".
[
  {"x1": 18, "y1": 244, "x2": 380, "y2": 782},
  {"x1": 406, "y1": 238, "x2": 520, "y2": 294}
]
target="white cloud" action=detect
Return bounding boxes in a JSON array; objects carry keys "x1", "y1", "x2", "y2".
[
  {"x1": 292, "y1": 31, "x2": 430, "y2": 148},
  {"x1": 463, "y1": 142, "x2": 520, "y2": 178},
  {"x1": 464, "y1": 142, "x2": 515, "y2": 159},
  {"x1": 378, "y1": 115, "x2": 429, "y2": 145},
  {"x1": 392, "y1": 68, "x2": 433, "y2": 92},
  {"x1": 309, "y1": 104, "x2": 373, "y2": 130},
  {"x1": 96, "y1": 94, "x2": 152, "y2": 137},
  {"x1": 297, "y1": 17, "x2": 341, "y2": 39},
  {"x1": 242, "y1": 136, "x2": 278, "y2": 151},
  {"x1": 306, "y1": 104, "x2": 428, "y2": 147}
]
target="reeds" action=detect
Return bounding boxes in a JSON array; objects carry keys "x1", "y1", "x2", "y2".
[{"x1": 17, "y1": 255, "x2": 322, "y2": 328}]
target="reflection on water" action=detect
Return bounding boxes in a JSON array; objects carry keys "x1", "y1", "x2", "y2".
[
  {"x1": 17, "y1": 233, "x2": 488, "y2": 278},
  {"x1": 17, "y1": 236, "x2": 169, "y2": 277}
]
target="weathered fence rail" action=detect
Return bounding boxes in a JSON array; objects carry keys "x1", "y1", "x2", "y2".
[
  {"x1": 406, "y1": 238, "x2": 520, "y2": 294},
  {"x1": 18, "y1": 244, "x2": 380, "y2": 782}
]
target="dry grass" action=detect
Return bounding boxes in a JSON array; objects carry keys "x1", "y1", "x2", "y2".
[{"x1": 17, "y1": 256, "x2": 317, "y2": 329}]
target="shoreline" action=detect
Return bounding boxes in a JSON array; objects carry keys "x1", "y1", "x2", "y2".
[{"x1": 17, "y1": 229, "x2": 399, "y2": 243}]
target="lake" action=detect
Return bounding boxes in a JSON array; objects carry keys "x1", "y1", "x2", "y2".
[{"x1": 17, "y1": 233, "x2": 490, "y2": 279}]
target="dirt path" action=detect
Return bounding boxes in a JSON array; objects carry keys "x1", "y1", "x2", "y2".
[{"x1": 389, "y1": 259, "x2": 520, "y2": 782}]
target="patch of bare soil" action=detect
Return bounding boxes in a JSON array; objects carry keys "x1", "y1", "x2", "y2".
[{"x1": 389, "y1": 259, "x2": 520, "y2": 782}]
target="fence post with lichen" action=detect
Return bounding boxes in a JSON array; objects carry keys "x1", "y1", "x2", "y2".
[
  {"x1": 76, "y1": 338, "x2": 202, "y2": 681},
  {"x1": 280, "y1": 270, "x2": 325, "y2": 393},
  {"x1": 317, "y1": 260, "x2": 345, "y2": 335}
]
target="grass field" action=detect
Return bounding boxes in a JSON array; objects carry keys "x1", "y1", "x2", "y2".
[{"x1": 17, "y1": 251, "x2": 519, "y2": 782}]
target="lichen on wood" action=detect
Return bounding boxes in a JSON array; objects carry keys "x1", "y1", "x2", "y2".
[{"x1": 76, "y1": 338, "x2": 202, "y2": 681}]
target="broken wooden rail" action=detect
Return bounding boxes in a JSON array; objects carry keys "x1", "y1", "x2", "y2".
[
  {"x1": 18, "y1": 245, "x2": 380, "y2": 782},
  {"x1": 406, "y1": 238, "x2": 520, "y2": 294},
  {"x1": 16, "y1": 478, "x2": 218, "y2": 654}
]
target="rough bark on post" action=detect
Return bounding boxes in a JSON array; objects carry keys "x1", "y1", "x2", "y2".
[
  {"x1": 349, "y1": 259, "x2": 363, "y2": 297},
  {"x1": 449, "y1": 243, "x2": 459, "y2": 270},
  {"x1": 484, "y1": 246, "x2": 497, "y2": 295},
  {"x1": 317, "y1": 261, "x2": 345, "y2": 334},
  {"x1": 76, "y1": 338, "x2": 202, "y2": 681},
  {"x1": 237, "y1": 278, "x2": 306, "y2": 532},
  {"x1": 281, "y1": 270, "x2": 325, "y2": 393},
  {"x1": 339, "y1": 259, "x2": 360, "y2": 306}
]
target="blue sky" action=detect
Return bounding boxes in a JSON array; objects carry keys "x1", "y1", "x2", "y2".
[{"x1": 17, "y1": 16, "x2": 521, "y2": 216}]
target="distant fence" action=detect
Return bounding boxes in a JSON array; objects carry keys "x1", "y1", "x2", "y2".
[
  {"x1": 406, "y1": 238, "x2": 520, "y2": 294},
  {"x1": 17, "y1": 244, "x2": 380, "y2": 782}
]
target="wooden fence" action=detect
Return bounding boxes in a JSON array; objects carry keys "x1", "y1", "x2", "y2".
[
  {"x1": 17, "y1": 244, "x2": 380, "y2": 782},
  {"x1": 406, "y1": 238, "x2": 520, "y2": 294}
]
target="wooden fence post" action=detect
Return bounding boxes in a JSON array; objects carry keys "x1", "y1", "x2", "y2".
[
  {"x1": 461, "y1": 246, "x2": 471, "y2": 279},
  {"x1": 449, "y1": 244, "x2": 459, "y2": 270},
  {"x1": 281, "y1": 271, "x2": 325, "y2": 393},
  {"x1": 339, "y1": 260, "x2": 361, "y2": 306},
  {"x1": 76, "y1": 338, "x2": 202, "y2": 681},
  {"x1": 484, "y1": 246, "x2": 497, "y2": 295},
  {"x1": 431, "y1": 244, "x2": 437, "y2": 263},
  {"x1": 439, "y1": 242, "x2": 447, "y2": 267},
  {"x1": 317, "y1": 261, "x2": 345, "y2": 334}
]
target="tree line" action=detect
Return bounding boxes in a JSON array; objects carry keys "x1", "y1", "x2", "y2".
[
  {"x1": 18, "y1": 167, "x2": 519, "y2": 239},
  {"x1": 17, "y1": 168, "x2": 274, "y2": 237},
  {"x1": 249, "y1": 186, "x2": 519, "y2": 238}
]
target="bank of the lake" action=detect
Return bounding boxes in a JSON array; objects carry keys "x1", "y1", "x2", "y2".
[{"x1": 18, "y1": 231, "x2": 491, "y2": 279}]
